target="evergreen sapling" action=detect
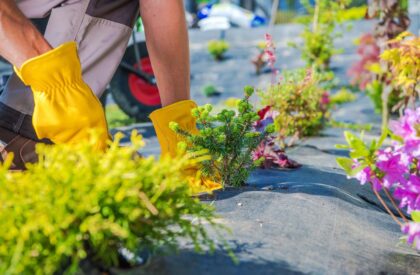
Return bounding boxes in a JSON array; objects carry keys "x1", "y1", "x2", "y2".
[{"x1": 170, "y1": 86, "x2": 274, "y2": 187}]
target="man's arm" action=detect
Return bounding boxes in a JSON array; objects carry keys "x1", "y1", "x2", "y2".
[
  {"x1": 0, "y1": 0, "x2": 51, "y2": 68},
  {"x1": 140, "y1": 0, "x2": 190, "y2": 107}
]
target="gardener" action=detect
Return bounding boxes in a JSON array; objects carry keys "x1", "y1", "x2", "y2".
[{"x1": 0, "y1": 0, "x2": 220, "y2": 192}]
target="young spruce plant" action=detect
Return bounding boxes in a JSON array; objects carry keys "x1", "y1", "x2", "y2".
[{"x1": 170, "y1": 86, "x2": 275, "y2": 187}]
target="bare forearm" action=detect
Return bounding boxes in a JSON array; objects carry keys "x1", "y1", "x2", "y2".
[
  {"x1": 0, "y1": 0, "x2": 51, "y2": 68},
  {"x1": 140, "y1": 0, "x2": 190, "y2": 106}
]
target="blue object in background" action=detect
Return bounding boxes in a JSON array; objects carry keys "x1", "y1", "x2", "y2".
[{"x1": 197, "y1": 3, "x2": 267, "y2": 28}]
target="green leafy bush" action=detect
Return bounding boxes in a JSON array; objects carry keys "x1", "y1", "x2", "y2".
[
  {"x1": 289, "y1": 0, "x2": 350, "y2": 71},
  {"x1": 365, "y1": 79, "x2": 400, "y2": 114},
  {"x1": 329, "y1": 88, "x2": 357, "y2": 106},
  {"x1": 106, "y1": 104, "x2": 135, "y2": 129},
  {"x1": 380, "y1": 33, "x2": 420, "y2": 109},
  {"x1": 364, "y1": 0, "x2": 410, "y2": 127},
  {"x1": 207, "y1": 40, "x2": 230, "y2": 61},
  {"x1": 336, "y1": 106, "x2": 420, "y2": 250},
  {"x1": 202, "y1": 85, "x2": 221, "y2": 97},
  {"x1": 259, "y1": 68, "x2": 334, "y2": 147},
  {"x1": 170, "y1": 86, "x2": 274, "y2": 187},
  {"x1": 274, "y1": 10, "x2": 298, "y2": 24},
  {"x1": 328, "y1": 120, "x2": 372, "y2": 132},
  {"x1": 0, "y1": 132, "x2": 225, "y2": 274},
  {"x1": 293, "y1": 5, "x2": 367, "y2": 23},
  {"x1": 336, "y1": 5, "x2": 367, "y2": 21}
]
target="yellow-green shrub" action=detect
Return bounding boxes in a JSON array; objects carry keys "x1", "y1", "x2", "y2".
[
  {"x1": 0, "y1": 132, "x2": 222, "y2": 274},
  {"x1": 336, "y1": 6, "x2": 367, "y2": 21},
  {"x1": 259, "y1": 69, "x2": 334, "y2": 147},
  {"x1": 289, "y1": 0, "x2": 350, "y2": 71},
  {"x1": 207, "y1": 40, "x2": 229, "y2": 61}
]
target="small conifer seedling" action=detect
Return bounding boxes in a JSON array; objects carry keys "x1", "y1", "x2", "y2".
[{"x1": 170, "y1": 86, "x2": 275, "y2": 187}]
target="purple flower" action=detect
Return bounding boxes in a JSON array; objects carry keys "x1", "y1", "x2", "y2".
[
  {"x1": 354, "y1": 165, "x2": 383, "y2": 191},
  {"x1": 402, "y1": 222, "x2": 420, "y2": 250},
  {"x1": 376, "y1": 152, "x2": 408, "y2": 188},
  {"x1": 389, "y1": 108, "x2": 420, "y2": 142},
  {"x1": 355, "y1": 166, "x2": 372, "y2": 185},
  {"x1": 394, "y1": 175, "x2": 420, "y2": 213},
  {"x1": 402, "y1": 140, "x2": 420, "y2": 158}
]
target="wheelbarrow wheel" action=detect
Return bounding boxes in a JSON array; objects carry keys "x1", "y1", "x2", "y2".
[{"x1": 109, "y1": 41, "x2": 161, "y2": 122}]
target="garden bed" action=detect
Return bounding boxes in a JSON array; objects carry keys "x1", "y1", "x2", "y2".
[
  {"x1": 106, "y1": 20, "x2": 420, "y2": 274},
  {"x1": 114, "y1": 92, "x2": 419, "y2": 274}
]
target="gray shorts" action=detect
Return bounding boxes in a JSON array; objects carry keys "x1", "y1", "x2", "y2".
[{"x1": 0, "y1": 0, "x2": 139, "y2": 139}]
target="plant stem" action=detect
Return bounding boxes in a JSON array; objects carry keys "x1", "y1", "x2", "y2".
[
  {"x1": 383, "y1": 188, "x2": 409, "y2": 223},
  {"x1": 312, "y1": 0, "x2": 320, "y2": 33},
  {"x1": 372, "y1": 187, "x2": 403, "y2": 227}
]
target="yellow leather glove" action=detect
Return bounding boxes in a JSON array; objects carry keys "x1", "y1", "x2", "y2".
[
  {"x1": 14, "y1": 42, "x2": 108, "y2": 150},
  {"x1": 150, "y1": 100, "x2": 222, "y2": 195}
]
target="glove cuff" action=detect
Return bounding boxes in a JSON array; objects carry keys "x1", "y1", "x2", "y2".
[
  {"x1": 14, "y1": 42, "x2": 83, "y2": 91},
  {"x1": 150, "y1": 100, "x2": 197, "y2": 122},
  {"x1": 150, "y1": 100, "x2": 198, "y2": 157}
]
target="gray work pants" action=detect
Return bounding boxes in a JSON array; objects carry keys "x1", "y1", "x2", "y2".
[{"x1": 0, "y1": 0, "x2": 139, "y2": 140}]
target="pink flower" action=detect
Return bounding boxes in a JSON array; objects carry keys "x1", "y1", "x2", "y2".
[
  {"x1": 355, "y1": 166, "x2": 372, "y2": 185},
  {"x1": 252, "y1": 137, "x2": 301, "y2": 169},
  {"x1": 376, "y1": 152, "x2": 408, "y2": 188},
  {"x1": 264, "y1": 33, "x2": 276, "y2": 72},
  {"x1": 320, "y1": 92, "x2": 331, "y2": 105},
  {"x1": 347, "y1": 33, "x2": 380, "y2": 90},
  {"x1": 389, "y1": 108, "x2": 420, "y2": 142},
  {"x1": 265, "y1": 33, "x2": 274, "y2": 49},
  {"x1": 354, "y1": 165, "x2": 383, "y2": 191},
  {"x1": 394, "y1": 175, "x2": 420, "y2": 213},
  {"x1": 402, "y1": 221, "x2": 420, "y2": 250}
]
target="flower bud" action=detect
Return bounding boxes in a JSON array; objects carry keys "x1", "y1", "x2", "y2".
[
  {"x1": 204, "y1": 104, "x2": 213, "y2": 112},
  {"x1": 191, "y1": 108, "x2": 200, "y2": 118},
  {"x1": 169, "y1": 122, "x2": 180, "y2": 132},
  {"x1": 244, "y1": 85, "x2": 254, "y2": 97}
]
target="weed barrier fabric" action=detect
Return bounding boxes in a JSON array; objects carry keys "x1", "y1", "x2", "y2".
[
  {"x1": 125, "y1": 170, "x2": 419, "y2": 275},
  {"x1": 102, "y1": 21, "x2": 419, "y2": 273},
  {"x1": 107, "y1": 96, "x2": 419, "y2": 275}
]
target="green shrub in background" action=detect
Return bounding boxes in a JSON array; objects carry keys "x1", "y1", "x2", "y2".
[
  {"x1": 0, "y1": 132, "x2": 225, "y2": 274},
  {"x1": 337, "y1": 5, "x2": 367, "y2": 21},
  {"x1": 293, "y1": 5, "x2": 366, "y2": 24},
  {"x1": 171, "y1": 86, "x2": 274, "y2": 187},
  {"x1": 202, "y1": 85, "x2": 221, "y2": 97},
  {"x1": 329, "y1": 88, "x2": 357, "y2": 106},
  {"x1": 365, "y1": 79, "x2": 401, "y2": 114},
  {"x1": 208, "y1": 40, "x2": 230, "y2": 61},
  {"x1": 259, "y1": 68, "x2": 336, "y2": 147},
  {"x1": 275, "y1": 10, "x2": 298, "y2": 24},
  {"x1": 289, "y1": 0, "x2": 350, "y2": 71},
  {"x1": 106, "y1": 104, "x2": 135, "y2": 129}
]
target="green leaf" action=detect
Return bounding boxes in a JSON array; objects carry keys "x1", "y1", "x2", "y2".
[
  {"x1": 348, "y1": 164, "x2": 364, "y2": 177},
  {"x1": 336, "y1": 157, "x2": 354, "y2": 174},
  {"x1": 344, "y1": 131, "x2": 370, "y2": 158},
  {"x1": 378, "y1": 128, "x2": 389, "y2": 146},
  {"x1": 412, "y1": 211, "x2": 420, "y2": 222},
  {"x1": 369, "y1": 139, "x2": 377, "y2": 152},
  {"x1": 335, "y1": 144, "x2": 349, "y2": 149}
]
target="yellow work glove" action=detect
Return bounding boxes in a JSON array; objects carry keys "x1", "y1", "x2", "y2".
[
  {"x1": 150, "y1": 100, "x2": 222, "y2": 195},
  {"x1": 14, "y1": 42, "x2": 108, "y2": 150}
]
